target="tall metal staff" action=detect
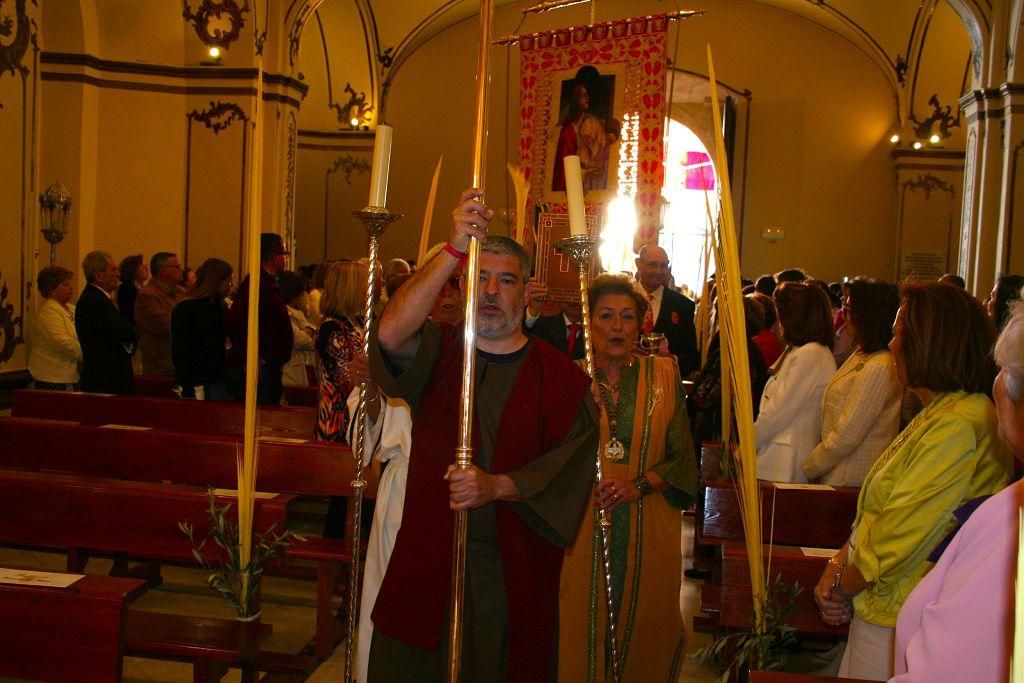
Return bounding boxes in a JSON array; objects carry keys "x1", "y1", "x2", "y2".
[
  {"x1": 344, "y1": 125, "x2": 402, "y2": 683},
  {"x1": 448, "y1": 1, "x2": 494, "y2": 681},
  {"x1": 556, "y1": 155, "x2": 621, "y2": 683}
]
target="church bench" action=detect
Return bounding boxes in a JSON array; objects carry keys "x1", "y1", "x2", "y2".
[
  {"x1": 283, "y1": 384, "x2": 318, "y2": 407},
  {"x1": 750, "y1": 672, "x2": 878, "y2": 683},
  {"x1": 0, "y1": 416, "x2": 378, "y2": 500},
  {"x1": 0, "y1": 572, "x2": 148, "y2": 682},
  {"x1": 700, "y1": 478, "x2": 858, "y2": 549},
  {"x1": 125, "y1": 610, "x2": 272, "y2": 683},
  {"x1": 132, "y1": 375, "x2": 178, "y2": 398},
  {"x1": 717, "y1": 542, "x2": 848, "y2": 638},
  {"x1": 11, "y1": 389, "x2": 315, "y2": 439}
]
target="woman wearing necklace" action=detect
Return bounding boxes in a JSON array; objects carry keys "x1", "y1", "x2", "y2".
[
  {"x1": 558, "y1": 274, "x2": 698, "y2": 682},
  {"x1": 813, "y1": 281, "x2": 1014, "y2": 681},
  {"x1": 315, "y1": 260, "x2": 372, "y2": 538}
]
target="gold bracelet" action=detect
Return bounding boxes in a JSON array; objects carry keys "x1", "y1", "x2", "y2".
[{"x1": 633, "y1": 474, "x2": 655, "y2": 497}]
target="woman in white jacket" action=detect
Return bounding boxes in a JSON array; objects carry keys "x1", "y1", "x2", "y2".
[
  {"x1": 755, "y1": 281, "x2": 837, "y2": 482},
  {"x1": 802, "y1": 278, "x2": 902, "y2": 487},
  {"x1": 28, "y1": 266, "x2": 82, "y2": 391}
]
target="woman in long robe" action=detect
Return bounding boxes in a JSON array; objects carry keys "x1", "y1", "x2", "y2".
[{"x1": 559, "y1": 274, "x2": 698, "y2": 682}]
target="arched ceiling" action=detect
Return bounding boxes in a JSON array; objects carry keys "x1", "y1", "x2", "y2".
[{"x1": 296, "y1": 0, "x2": 976, "y2": 141}]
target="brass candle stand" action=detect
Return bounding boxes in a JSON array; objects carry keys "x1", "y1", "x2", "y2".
[
  {"x1": 344, "y1": 206, "x2": 402, "y2": 683},
  {"x1": 554, "y1": 234, "x2": 622, "y2": 683}
]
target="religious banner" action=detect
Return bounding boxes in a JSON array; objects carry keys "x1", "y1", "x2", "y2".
[{"x1": 517, "y1": 15, "x2": 669, "y2": 297}]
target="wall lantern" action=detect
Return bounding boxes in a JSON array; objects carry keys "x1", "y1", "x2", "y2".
[{"x1": 39, "y1": 180, "x2": 72, "y2": 266}]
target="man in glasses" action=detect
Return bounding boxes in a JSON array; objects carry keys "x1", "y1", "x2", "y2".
[
  {"x1": 364, "y1": 189, "x2": 597, "y2": 682},
  {"x1": 135, "y1": 251, "x2": 185, "y2": 376},
  {"x1": 224, "y1": 233, "x2": 294, "y2": 404}
]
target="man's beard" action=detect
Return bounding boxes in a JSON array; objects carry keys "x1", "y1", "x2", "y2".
[{"x1": 477, "y1": 293, "x2": 523, "y2": 340}]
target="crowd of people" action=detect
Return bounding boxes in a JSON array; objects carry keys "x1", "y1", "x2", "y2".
[{"x1": 23, "y1": 186, "x2": 1024, "y2": 681}]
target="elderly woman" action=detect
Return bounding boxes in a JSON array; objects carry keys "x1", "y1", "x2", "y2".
[
  {"x1": 801, "y1": 278, "x2": 902, "y2": 487},
  {"x1": 889, "y1": 301, "x2": 1024, "y2": 682},
  {"x1": 813, "y1": 282, "x2": 1014, "y2": 681},
  {"x1": 559, "y1": 274, "x2": 698, "y2": 682},
  {"x1": 755, "y1": 281, "x2": 837, "y2": 482},
  {"x1": 28, "y1": 266, "x2": 82, "y2": 391}
]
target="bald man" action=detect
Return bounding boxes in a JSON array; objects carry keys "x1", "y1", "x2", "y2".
[{"x1": 635, "y1": 245, "x2": 698, "y2": 375}]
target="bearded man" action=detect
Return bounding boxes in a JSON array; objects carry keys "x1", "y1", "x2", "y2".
[{"x1": 365, "y1": 189, "x2": 598, "y2": 682}]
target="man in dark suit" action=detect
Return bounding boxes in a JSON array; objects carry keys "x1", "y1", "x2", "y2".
[
  {"x1": 76, "y1": 250, "x2": 139, "y2": 394},
  {"x1": 529, "y1": 300, "x2": 585, "y2": 360},
  {"x1": 224, "y1": 233, "x2": 294, "y2": 405},
  {"x1": 635, "y1": 244, "x2": 698, "y2": 375}
]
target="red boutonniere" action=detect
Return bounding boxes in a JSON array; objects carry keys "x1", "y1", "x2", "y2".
[{"x1": 671, "y1": 311, "x2": 680, "y2": 325}]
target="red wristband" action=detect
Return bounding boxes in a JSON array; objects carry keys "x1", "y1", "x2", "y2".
[{"x1": 444, "y1": 242, "x2": 469, "y2": 261}]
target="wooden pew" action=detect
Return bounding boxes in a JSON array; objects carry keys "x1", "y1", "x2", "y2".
[
  {"x1": 0, "y1": 572, "x2": 147, "y2": 682},
  {"x1": 750, "y1": 672, "x2": 877, "y2": 683},
  {"x1": 0, "y1": 416, "x2": 378, "y2": 500},
  {"x1": 283, "y1": 384, "x2": 318, "y2": 407},
  {"x1": 133, "y1": 375, "x2": 178, "y2": 398},
  {"x1": 12, "y1": 389, "x2": 315, "y2": 439},
  {"x1": 720, "y1": 542, "x2": 847, "y2": 637},
  {"x1": 0, "y1": 420, "x2": 373, "y2": 661},
  {"x1": 701, "y1": 478, "x2": 858, "y2": 549}
]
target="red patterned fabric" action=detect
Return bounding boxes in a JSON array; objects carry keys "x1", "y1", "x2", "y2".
[{"x1": 518, "y1": 15, "x2": 669, "y2": 242}]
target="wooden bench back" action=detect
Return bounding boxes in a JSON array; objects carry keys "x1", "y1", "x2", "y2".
[
  {"x1": 701, "y1": 479, "x2": 858, "y2": 549},
  {"x1": 0, "y1": 574, "x2": 147, "y2": 682},
  {"x1": 0, "y1": 417, "x2": 377, "y2": 499},
  {"x1": 12, "y1": 389, "x2": 315, "y2": 438},
  {"x1": 0, "y1": 468, "x2": 293, "y2": 562},
  {"x1": 720, "y1": 542, "x2": 847, "y2": 637}
]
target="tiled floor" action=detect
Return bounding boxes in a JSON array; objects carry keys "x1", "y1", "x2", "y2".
[{"x1": 0, "y1": 517, "x2": 722, "y2": 682}]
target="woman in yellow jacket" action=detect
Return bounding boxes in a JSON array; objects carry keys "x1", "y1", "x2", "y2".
[{"x1": 813, "y1": 281, "x2": 1014, "y2": 681}]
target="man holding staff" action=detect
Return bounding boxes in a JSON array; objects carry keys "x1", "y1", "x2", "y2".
[{"x1": 365, "y1": 188, "x2": 598, "y2": 681}]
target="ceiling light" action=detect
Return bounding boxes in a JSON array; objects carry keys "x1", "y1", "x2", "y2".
[
  {"x1": 912, "y1": 141, "x2": 923, "y2": 150},
  {"x1": 929, "y1": 134, "x2": 941, "y2": 144},
  {"x1": 208, "y1": 47, "x2": 221, "y2": 59},
  {"x1": 889, "y1": 134, "x2": 900, "y2": 144}
]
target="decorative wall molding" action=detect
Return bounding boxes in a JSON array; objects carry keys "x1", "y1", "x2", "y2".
[
  {"x1": 181, "y1": 0, "x2": 250, "y2": 49},
  {"x1": 0, "y1": 0, "x2": 31, "y2": 108},
  {"x1": 285, "y1": 111, "x2": 297, "y2": 244},
  {"x1": 188, "y1": 100, "x2": 248, "y2": 133},
  {"x1": 910, "y1": 94, "x2": 962, "y2": 140},
  {"x1": 322, "y1": 153, "x2": 371, "y2": 259},
  {"x1": 901, "y1": 172, "x2": 955, "y2": 200},
  {"x1": 184, "y1": 100, "x2": 249, "y2": 270}
]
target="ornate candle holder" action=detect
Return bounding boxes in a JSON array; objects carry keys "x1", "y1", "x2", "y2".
[
  {"x1": 344, "y1": 206, "x2": 402, "y2": 683},
  {"x1": 553, "y1": 233, "x2": 622, "y2": 683}
]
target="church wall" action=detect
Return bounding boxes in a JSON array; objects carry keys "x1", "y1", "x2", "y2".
[{"x1": 360, "y1": 0, "x2": 902, "y2": 283}]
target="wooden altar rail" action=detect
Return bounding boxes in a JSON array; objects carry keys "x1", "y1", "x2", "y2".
[
  {"x1": 11, "y1": 389, "x2": 315, "y2": 439},
  {"x1": 0, "y1": 573, "x2": 148, "y2": 682}
]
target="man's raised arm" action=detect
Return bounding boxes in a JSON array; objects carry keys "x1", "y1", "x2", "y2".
[{"x1": 376, "y1": 188, "x2": 493, "y2": 366}]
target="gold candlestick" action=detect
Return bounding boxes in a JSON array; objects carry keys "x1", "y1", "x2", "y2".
[
  {"x1": 344, "y1": 207, "x2": 402, "y2": 683},
  {"x1": 554, "y1": 234, "x2": 621, "y2": 683}
]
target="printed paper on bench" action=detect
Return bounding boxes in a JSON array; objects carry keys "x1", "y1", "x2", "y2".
[
  {"x1": 773, "y1": 482, "x2": 835, "y2": 491},
  {"x1": 258, "y1": 436, "x2": 310, "y2": 444},
  {"x1": 99, "y1": 424, "x2": 153, "y2": 430},
  {"x1": 0, "y1": 567, "x2": 84, "y2": 588},
  {"x1": 800, "y1": 547, "x2": 838, "y2": 558}
]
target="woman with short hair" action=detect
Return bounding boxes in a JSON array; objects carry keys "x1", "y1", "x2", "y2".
[
  {"x1": 116, "y1": 254, "x2": 147, "y2": 325},
  {"x1": 28, "y1": 266, "x2": 81, "y2": 391},
  {"x1": 814, "y1": 281, "x2": 1014, "y2": 681},
  {"x1": 889, "y1": 300, "x2": 1024, "y2": 682},
  {"x1": 754, "y1": 281, "x2": 837, "y2": 482},
  {"x1": 559, "y1": 274, "x2": 698, "y2": 682},
  {"x1": 801, "y1": 278, "x2": 902, "y2": 487}
]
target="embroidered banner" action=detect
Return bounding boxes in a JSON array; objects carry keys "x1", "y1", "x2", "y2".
[{"x1": 518, "y1": 15, "x2": 668, "y2": 243}]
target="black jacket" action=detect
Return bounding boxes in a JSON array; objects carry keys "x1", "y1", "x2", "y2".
[
  {"x1": 652, "y1": 287, "x2": 699, "y2": 375},
  {"x1": 530, "y1": 313, "x2": 586, "y2": 361},
  {"x1": 171, "y1": 297, "x2": 228, "y2": 387},
  {"x1": 76, "y1": 284, "x2": 138, "y2": 394}
]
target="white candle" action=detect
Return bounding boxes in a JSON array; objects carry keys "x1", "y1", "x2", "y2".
[
  {"x1": 367, "y1": 124, "x2": 393, "y2": 209},
  {"x1": 563, "y1": 155, "x2": 587, "y2": 236}
]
